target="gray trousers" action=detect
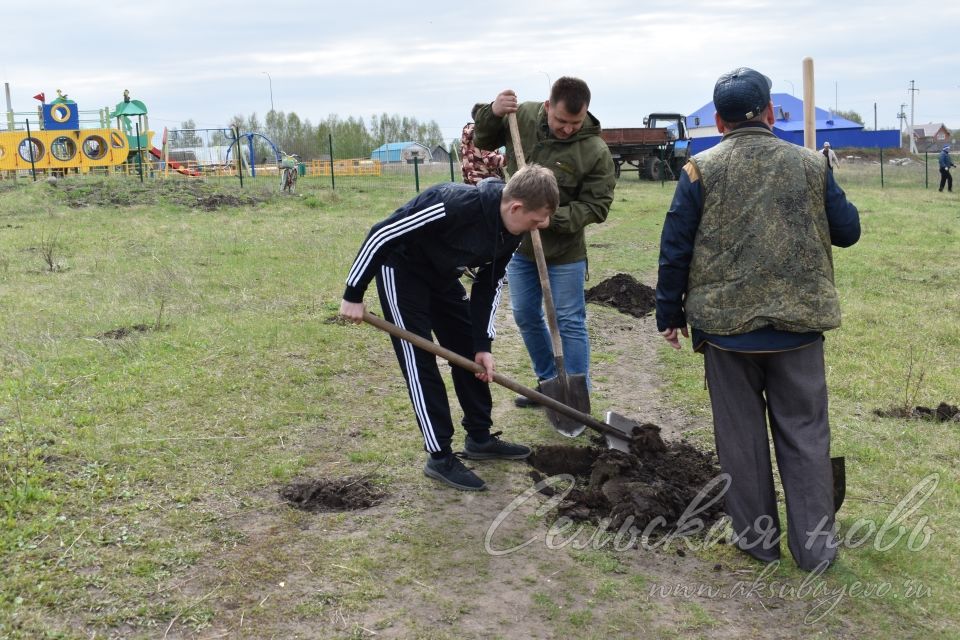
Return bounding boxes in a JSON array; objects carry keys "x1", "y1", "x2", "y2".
[{"x1": 703, "y1": 341, "x2": 837, "y2": 571}]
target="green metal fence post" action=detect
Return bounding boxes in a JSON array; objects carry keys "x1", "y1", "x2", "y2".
[
  {"x1": 234, "y1": 125, "x2": 243, "y2": 188},
  {"x1": 659, "y1": 145, "x2": 665, "y2": 186},
  {"x1": 924, "y1": 152, "x2": 928, "y2": 188},
  {"x1": 448, "y1": 141, "x2": 455, "y2": 182},
  {"x1": 328, "y1": 133, "x2": 335, "y2": 190},
  {"x1": 880, "y1": 147, "x2": 883, "y2": 188},
  {"x1": 135, "y1": 121, "x2": 144, "y2": 183},
  {"x1": 25, "y1": 120, "x2": 37, "y2": 181},
  {"x1": 414, "y1": 155, "x2": 420, "y2": 192}
]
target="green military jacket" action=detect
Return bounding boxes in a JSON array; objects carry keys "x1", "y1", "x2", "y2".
[
  {"x1": 472, "y1": 100, "x2": 616, "y2": 264},
  {"x1": 686, "y1": 127, "x2": 841, "y2": 334}
]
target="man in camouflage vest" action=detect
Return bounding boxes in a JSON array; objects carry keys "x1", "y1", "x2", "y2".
[{"x1": 655, "y1": 67, "x2": 860, "y2": 572}]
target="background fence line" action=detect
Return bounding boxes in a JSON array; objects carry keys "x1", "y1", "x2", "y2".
[{"x1": 0, "y1": 138, "x2": 954, "y2": 196}]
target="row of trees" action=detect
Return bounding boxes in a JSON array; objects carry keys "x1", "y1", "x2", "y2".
[{"x1": 174, "y1": 112, "x2": 448, "y2": 163}]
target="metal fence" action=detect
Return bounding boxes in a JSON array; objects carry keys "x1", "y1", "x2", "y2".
[
  {"x1": 825, "y1": 151, "x2": 950, "y2": 191},
  {"x1": 0, "y1": 135, "x2": 464, "y2": 196},
  {"x1": 5, "y1": 133, "x2": 952, "y2": 196}
]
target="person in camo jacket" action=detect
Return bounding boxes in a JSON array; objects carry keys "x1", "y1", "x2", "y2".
[{"x1": 655, "y1": 67, "x2": 860, "y2": 572}]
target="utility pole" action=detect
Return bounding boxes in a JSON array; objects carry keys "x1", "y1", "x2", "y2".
[
  {"x1": 908, "y1": 80, "x2": 919, "y2": 153},
  {"x1": 3, "y1": 82, "x2": 12, "y2": 131},
  {"x1": 897, "y1": 103, "x2": 908, "y2": 149},
  {"x1": 262, "y1": 72, "x2": 274, "y2": 113}
]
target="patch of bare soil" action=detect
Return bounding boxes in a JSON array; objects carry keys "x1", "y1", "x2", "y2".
[
  {"x1": 96, "y1": 324, "x2": 152, "y2": 339},
  {"x1": 585, "y1": 272, "x2": 656, "y2": 318},
  {"x1": 158, "y1": 295, "x2": 826, "y2": 639},
  {"x1": 873, "y1": 402, "x2": 960, "y2": 422},
  {"x1": 280, "y1": 477, "x2": 386, "y2": 512}
]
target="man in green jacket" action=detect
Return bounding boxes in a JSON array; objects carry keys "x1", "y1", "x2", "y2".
[{"x1": 473, "y1": 77, "x2": 616, "y2": 406}]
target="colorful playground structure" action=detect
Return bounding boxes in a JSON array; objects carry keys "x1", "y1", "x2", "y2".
[
  {"x1": 1, "y1": 87, "x2": 388, "y2": 179},
  {"x1": 0, "y1": 90, "x2": 135, "y2": 174},
  {"x1": 1, "y1": 89, "x2": 261, "y2": 177}
]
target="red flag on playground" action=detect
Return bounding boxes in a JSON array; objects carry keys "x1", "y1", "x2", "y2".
[{"x1": 33, "y1": 93, "x2": 45, "y2": 102}]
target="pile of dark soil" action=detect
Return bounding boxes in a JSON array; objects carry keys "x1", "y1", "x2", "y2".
[
  {"x1": 585, "y1": 273, "x2": 656, "y2": 318},
  {"x1": 280, "y1": 477, "x2": 385, "y2": 512},
  {"x1": 97, "y1": 324, "x2": 152, "y2": 340},
  {"x1": 873, "y1": 402, "x2": 960, "y2": 422},
  {"x1": 527, "y1": 426, "x2": 724, "y2": 535}
]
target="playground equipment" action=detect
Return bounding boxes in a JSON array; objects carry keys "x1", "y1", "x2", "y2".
[
  {"x1": 0, "y1": 91, "x2": 132, "y2": 173},
  {"x1": 224, "y1": 131, "x2": 282, "y2": 177},
  {"x1": 1, "y1": 86, "x2": 288, "y2": 180}
]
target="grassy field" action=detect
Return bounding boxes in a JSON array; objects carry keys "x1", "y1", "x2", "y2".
[{"x1": 1, "y1": 171, "x2": 958, "y2": 639}]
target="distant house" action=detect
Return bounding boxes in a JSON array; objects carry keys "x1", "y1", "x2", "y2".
[
  {"x1": 431, "y1": 144, "x2": 452, "y2": 165},
  {"x1": 371, "y1": 141, "x2": 432, "y2": 164},
  {"x1": 686, "y1": 92, "x2": 899, "y2": 151},
  {"x1": 912, "y1": 123, "x2": 951, "y2": 152}
]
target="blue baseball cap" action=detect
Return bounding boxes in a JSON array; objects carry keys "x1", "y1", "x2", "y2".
[{"x1": 713, "y1": 67, "x2": 773, "y2": 123}]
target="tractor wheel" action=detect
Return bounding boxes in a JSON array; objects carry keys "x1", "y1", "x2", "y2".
[{"x1": 645, "y1": 158, "x2": 663, "y2": 180}]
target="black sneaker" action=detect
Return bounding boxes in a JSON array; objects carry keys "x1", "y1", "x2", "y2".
[
  {"x1": 424, "y1": 453, "x2": 487, "y2": 491},
  {"x1": 463, "y1": 431, "x2": 532, "y2": 460},
  {"x1": 514, "y1": 384, "x2": 542, "y2": 408}
]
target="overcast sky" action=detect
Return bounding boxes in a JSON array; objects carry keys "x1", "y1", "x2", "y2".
[{"x1": 3, "y1": 1, "x2": 958, "y2": 143}]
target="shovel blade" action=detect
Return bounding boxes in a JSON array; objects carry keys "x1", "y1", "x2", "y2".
[
  {"x1": 603, "y1": 411, "x2": 641, "y2": 453},
  {"x1": 832, "y1": 456, "x2": 846, "y2": 513},
  {"x1": 539, "y1": 373, "x2": 590, "y2": 437}
]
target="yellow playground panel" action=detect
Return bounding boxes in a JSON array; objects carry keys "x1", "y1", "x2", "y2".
[
  {"x1": 0, "y1": 128, "x2": 130, "y2": 173},
  {"x1": 306, "y1": 158, "x2": 381, "y2": 177}
]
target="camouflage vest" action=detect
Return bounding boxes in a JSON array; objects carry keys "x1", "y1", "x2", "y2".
[{"x1": 686, "y1": 127, "x2": 841, "y2": 334}]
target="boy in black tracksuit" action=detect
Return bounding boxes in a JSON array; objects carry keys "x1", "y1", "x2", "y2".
[{"x1": 339, "y1": 165, "x2": 559, "y2": 491}]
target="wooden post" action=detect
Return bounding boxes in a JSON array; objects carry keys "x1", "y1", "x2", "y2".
[
  {"x1": 161, "y1": 127, "x2": 170, "y2": 178},
  {"x1": 803, "y1": 57, "x2": 816, "y2": 150}
]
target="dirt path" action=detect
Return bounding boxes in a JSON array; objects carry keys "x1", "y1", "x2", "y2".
[{"x1": 162, "y1": 278, "x2": 849, "y2": 639}]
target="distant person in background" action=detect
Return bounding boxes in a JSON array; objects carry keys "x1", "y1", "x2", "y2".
[
  {"x1": 821, "y1": 141, "x2": 840, "y2": 171},
  {"x1": 939, "y1": 145, "x2": 955, "y2": 192},
  {"x1": 460, "y1": 122, "x2": 505, "y2": 185}
]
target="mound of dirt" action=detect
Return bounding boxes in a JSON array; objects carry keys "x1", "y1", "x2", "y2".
[
  {"x1": 585, "y1": 273, "x2": 656, "y2": 318},
  {"x1": 97, "y1": 324, "x2": 152, "y2": 340},
  {"x1": 528, "y1": 427, "x2": 724, "y2": 536},
  {"x1": 874, "y1": 402, "x2": 960, "y2": 422},
  {"x1": 280, "y1": 477, "x2": 385, "y2": 512}
]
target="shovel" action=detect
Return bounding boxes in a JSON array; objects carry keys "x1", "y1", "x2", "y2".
[
  {"x1": 362, "y1": 311, "x2": 638, "y2": 452},
  {"x1": 832, "y1": 455, "x2": 845, "y2": 512},
  {"x1": 507, "y1": 113, "x2": 591, "y2": 437}
]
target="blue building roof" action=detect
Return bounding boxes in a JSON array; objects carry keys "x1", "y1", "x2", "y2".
[
  {"x1": 687, "y1": 93, "x2": 862, "y2": 132},
  {"x1": 686, "y1": 92, "x2": 899, "y2": 151},
  {"x1": 371, "y1": 141, "x2": 431, "y2": 162},
  {"x1": 372, "y1": 142, "x2": 418, "y2": 153}
]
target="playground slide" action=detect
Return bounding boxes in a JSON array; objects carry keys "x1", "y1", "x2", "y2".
[{"x1": 149, "y1": 147, "x2": 201, "y2": 176}]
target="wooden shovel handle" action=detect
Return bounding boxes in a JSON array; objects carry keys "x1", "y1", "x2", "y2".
[
  {"x1": 507, "y1": 113, "x2": 565, "y2": 362},
  {"x1": 362, "y1": 311, "x2": 618, "y2": 438}
]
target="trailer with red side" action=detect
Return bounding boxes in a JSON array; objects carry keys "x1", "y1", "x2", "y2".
[{"x1": 601, "y1": 113, "x2": 691, "y2": 181}]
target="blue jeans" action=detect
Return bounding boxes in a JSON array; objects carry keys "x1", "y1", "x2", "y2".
[{"x1": 507, "y1": 254, "x2": 590, "y2": 387}]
